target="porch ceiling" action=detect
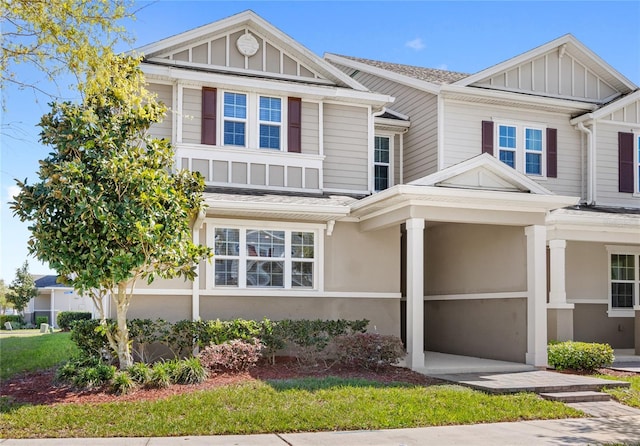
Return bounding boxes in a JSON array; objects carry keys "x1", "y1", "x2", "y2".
[{"x1": 350, "y1": 185, "x2": 579, "y2": 231}]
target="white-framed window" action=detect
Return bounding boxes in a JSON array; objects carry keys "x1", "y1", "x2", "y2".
[
  {"x1": 223, "y1": 92, "x2": 247, "y2": 147},
  {"x1": 636, "y1": 134, "x2": 640, "y2": 194},
  {"x1": 607, "y1": 245, "x2": 640, "y2": 316},
  {"x1": 374, "y1": 135, "x2": 391, "y2": 191},
  {"x1": 219, "y1": 91, "x2": 286, "y2": 150},
  {"x1": 259, "y1": 96, "x2": 282, "y2": 150},
  {"x1": 496, "y1": 122, "x2": 546, "y2": 176},
  {"x1": 209, "y1": 221, "x2": 322, "y2": 289}
]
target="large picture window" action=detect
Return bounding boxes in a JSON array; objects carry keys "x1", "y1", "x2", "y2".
[
  {"x1": 608, "y1": 246, "x2": 640, "y2": 315},
  {"x1": 213, "y1": 225, "x2": 318, "y2": 289}
]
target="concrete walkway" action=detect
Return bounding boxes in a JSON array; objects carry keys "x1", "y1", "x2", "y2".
[{"x1": 2, "y1": 415, "x2": 640, "y2": 445}]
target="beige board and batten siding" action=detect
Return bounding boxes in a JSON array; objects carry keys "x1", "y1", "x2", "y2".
[
  {"x1": 323, "y1": 103, "x2": 369, "y2": 191},
  {"x1": 425, "y1": 223, "x2": 527, "y2": 295},
  {"x1": 594, "y1": 108, "x2": 640, "y2": 208},
  {"x1": 352, "y1": 71, "x2": 439, "y2": 182},
  {"x1": 324, "y1": 222, "x2": 400, "y2": 293},
  {"x1": 442, "y1": 100, "x2": 583, "y2": 198},
  {"x1": 148, "y1": 83, "x2": 173, "y2": 141},
  {"x1": 182, "y1": 87, "x2": 201, "y2": 144}
]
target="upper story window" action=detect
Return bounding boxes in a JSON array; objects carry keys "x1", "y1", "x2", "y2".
[
  {"x1": 202, "y1": 88, "x2": 300, "y2": 152},
  {"x1": 223, "y1": 92, "x2": 247, "y2": 146},
  {"x1": 374, "y1": 136, "x2": 391, "y2": 191},
  {"x1": 212, "y1": 225, "x2": 318, "y2": 289},
  {"x1": 497, "y1": 123, "x2": 545, "y2": 176},
  {"x1": 258, "y1": 96, "x2": 282, "y2": 150}
]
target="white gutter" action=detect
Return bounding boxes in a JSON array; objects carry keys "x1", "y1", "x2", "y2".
[{"x1": 576, "y1": 122, "x2": 594, "y2": 205}]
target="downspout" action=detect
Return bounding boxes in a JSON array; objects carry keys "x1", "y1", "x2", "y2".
[
  {"x1": 576, "y1": 122, "x2": 594, "y2": 205},
  {"x1": 191, "y1": 208, "x2": 207, "y2": 322}
]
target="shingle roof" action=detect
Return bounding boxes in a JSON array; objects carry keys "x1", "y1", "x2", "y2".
[
  {"x1": 34, "y1": 275, "x2": 65, "y2": 288},
  {"x1": 330, "y1": 54, "x2": 469, "y2": 85}
]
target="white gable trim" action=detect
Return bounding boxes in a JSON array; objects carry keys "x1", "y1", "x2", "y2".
[
  {"x1": 136, "y1": 10, "x2": 368, "y2": 92},
  {"x1": 453, "y1": 34, "x2": 636, "y2": 92},
  {"x1": 409, "y1": 153, "x2": 554, "y2": 195},
  {"x1": 324, "y1": 53, "x2": 442, "y2": 95},
  {"x1": 572, "y1": 89, "x2": 640, "y2": 124}
]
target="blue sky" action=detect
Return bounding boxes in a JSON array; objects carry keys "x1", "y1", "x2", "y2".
[{"x1": 1, "y1": 1, "x2": 639, "y2": 282}]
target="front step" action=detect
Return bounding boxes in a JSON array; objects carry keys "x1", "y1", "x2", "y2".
[{"x1": 539, "y1": 391, "x2": 611, "y2": 403}]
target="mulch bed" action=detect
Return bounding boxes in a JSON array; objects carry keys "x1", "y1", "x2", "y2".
[{"x1": 0, "y1": 358, "x2": 440, "y2": 406}]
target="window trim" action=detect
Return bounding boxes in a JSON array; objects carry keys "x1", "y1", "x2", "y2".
[
  {"x1": 606, "y1": 245, "x2": 640, "y2": 317},
  {"x1": 373, "y1": 133, "x2": 394, "y2": 192},
  {"x1": 494, "y1": 120, "x2": 547, "y2": 178},
  {"x1": 206, "y1": 219, "x2": 324, "y2": 291},
  {"x1": 635, "y1": 133, "x2": 640, "y2": 197}
]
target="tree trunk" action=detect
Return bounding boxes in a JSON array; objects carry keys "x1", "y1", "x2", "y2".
[{"x1": 114, "y1": 281, "x2": 133, "y2": 370}]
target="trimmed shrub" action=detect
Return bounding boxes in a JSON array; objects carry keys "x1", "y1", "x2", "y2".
[
  {"x1": 1, "y1": 315, "x2": 24, "y2": 329},
  {"x1": 35, "y1": 316, "x2": 49, "y2": 326},
  {"x1": 57, "y1": 312, "x2": 92, "y2": 331},
  {"x1": 547, "y1": 341, "x2": 614, "y2": 371},
  {"x1": 111, "y1": 371, "x2": 136, "y2": 395},
  {"x1": 127, "y1": 362, "x2": 152, "y2": 385},
  {"x1": 147, "y1": 362, "x2": 174, "y2": 389},
  {"x1": 198, "y1": 338, "x2": 264, "y2": 374},
  {"x1": 173, "y1": 357, "x2": 208, "y2": 384},
  {"x1": 70, "y1": 319, "x2": 115, "y2": 362},
  {"x1": 333, "y1": 333, "x2": 405, "y2": 370}
]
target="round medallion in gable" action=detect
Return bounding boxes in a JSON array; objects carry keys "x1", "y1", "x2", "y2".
[{"x1": 236, "y1": 33, "x2": 259, "y2": 57}]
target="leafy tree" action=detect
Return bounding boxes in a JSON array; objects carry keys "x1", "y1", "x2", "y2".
[
  {"x1": 1, "y1": 0, "x2": 133, "y2": 102},
  {"x1": 0, "y1": 279, "x2": 14, "y2": 314},
  {"x1": 11, "y1": 56, "x2": 212, "y2": 369},
  {"x1": 7, "y1": 261, "x2": 37, "y2": 313}
]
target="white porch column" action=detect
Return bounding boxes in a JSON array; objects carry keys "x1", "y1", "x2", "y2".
[
  {"x1": 406, "y1": 218, "x2": 425, "y2": 370},
  {"x1": 50, "y1": 289, "x2": 55, "y2": 328},
  {"x1": 525, "y1": 225, "x2": 548, "y2": 367},
  {"x1": 549, "y1": 239, "x2": 567, "y2": 305},
  {"x1": 548, "y1": 239, "x2": 574, "y2": 342}
]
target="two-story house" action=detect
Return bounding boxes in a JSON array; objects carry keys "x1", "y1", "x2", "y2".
[{"x1": 118, "y1": 10, "x2": 638, "y2": 373}]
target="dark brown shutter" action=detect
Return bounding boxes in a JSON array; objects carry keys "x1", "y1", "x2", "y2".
[
  {"x1": 288, "y1": 97, "x2": 302, "y2": 153},
  {"x1": 481, "y1": 120, "x2": 494, "y2": 155},
  {"x1": 201, "y1": 87, "x2": 217, "y2": 145},
  {"x1": 546, "y1": 128, "x2": 558, "y2": 178},
  {"x1": 619, "y1": 132, "x2": 634, "y2": 193}
]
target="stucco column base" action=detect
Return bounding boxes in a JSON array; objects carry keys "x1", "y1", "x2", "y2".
[{"x1": 547, "y1": 307, "x2": 574, "y2": 342}]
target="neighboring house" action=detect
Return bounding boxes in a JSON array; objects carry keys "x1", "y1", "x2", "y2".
[
  {"x1": 27, "y1": 275, "x2": 101, "y2": 327},
  {"x1": 125, "y1": 10, "x2": 638, "y2": 371}
]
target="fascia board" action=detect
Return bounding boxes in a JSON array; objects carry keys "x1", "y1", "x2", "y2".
[
  {"x1": 588, "y1": 89, "x2": 640, "y2": 120},
  {"x1": 205, "y1": 199, "x2": 351, "y2": 218},
  {"x1": 141, "y1": 64, "x2": 393, "y2": 105},
  {"x1": 547, "y1": 211, "x2": 640, "y2": 230},
  {"x1": 351, "y1": 183, "x2": 578, "y2": 216},
  {"x1": 325, "y1": 53, "x2": 442, "y2": 95},
  {"x1": 440, "y1": 84, "x2": 597, "y2": 112},
  {"x1": 374, "y1": 117, "x2": 411, "y2": 129},
  {"x1": 137, "y1": 11, "x2": 369, "y2": 92},
  {"x1": 410, "y1": 154, "x2": 554, "y2": 195}
]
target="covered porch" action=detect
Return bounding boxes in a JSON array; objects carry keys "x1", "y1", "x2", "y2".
[{"x1": 350, "y1": 154, "x2": 579, "y2": 371}]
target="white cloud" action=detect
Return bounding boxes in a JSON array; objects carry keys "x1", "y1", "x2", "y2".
[
  {"x1": 405, "y1": 38, "x2": 426, "y2": 51},
  {"x1": 6, "y1": 185, "x2": 21, "y2": 203}
]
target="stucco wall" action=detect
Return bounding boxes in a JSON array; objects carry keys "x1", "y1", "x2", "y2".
[
  {"x1": 200, "y1": 296, "x2": 399, "y2": 336},
  {"x1": 573, "y1": 303, "x2": 634, "y2": 348},
  {"x1": 565, "y1": 241, "x2": 608, "y2": 302},
  {"x1": 324, "y1": 222, "x2": 400, "y2": 293},
  {"x1": 111, "y1": 295, "x2": 192, "y2": 322},
  {"x1": 424, "y1": 298, "x2": 527, "y2": 362},
  {"x1": 425, "y1": 223, "x2": 527, "y2": 295}
]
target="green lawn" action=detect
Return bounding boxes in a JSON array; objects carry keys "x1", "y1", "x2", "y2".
[
  {"x1": 0, "y1": 334, "x2": 584, "y2": 439},
  {"x1": 599, "y1": 374, "x2": 640, "y2": 408},
  {"x1": 0, "y1": 378, "x2": 581, "y2": 438},
  {"x1": 0, "y1": 331, "x2": 78, "y2": 380}
]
